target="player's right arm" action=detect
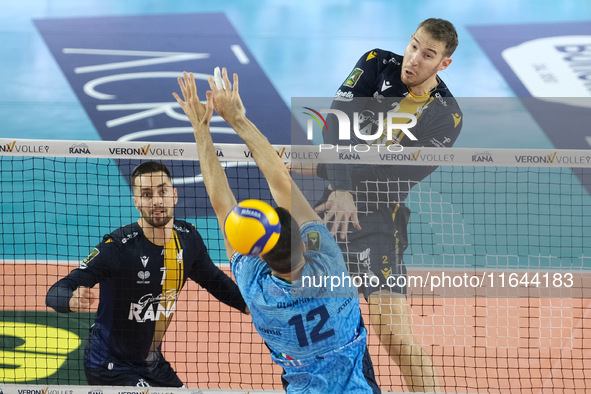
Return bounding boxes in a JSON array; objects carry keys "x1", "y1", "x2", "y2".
[
  {"x1": 45, "y1": 240, "x2": 115, "y2": 313},
  {"x1": 314, "y1": 50, "x2": 380, "y2": 239}
]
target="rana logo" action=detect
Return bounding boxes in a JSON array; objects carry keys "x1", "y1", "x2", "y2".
[{"x1": 303, "y1": 107, "x2": 417, "y2": 142}]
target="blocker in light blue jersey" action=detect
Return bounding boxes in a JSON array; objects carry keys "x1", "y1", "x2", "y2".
[{"x1": 231, "y1": 221, "x2": 380, "y2": 393}]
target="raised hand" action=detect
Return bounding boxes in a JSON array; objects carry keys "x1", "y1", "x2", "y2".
[
  {"x1": 173, "y1": 71, "x2": 214, "y2": 135},
  {"x1": 207, "y1": 67, "x2": 245, "y2": 125}
]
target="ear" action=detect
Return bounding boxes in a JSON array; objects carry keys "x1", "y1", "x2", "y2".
[
  {"x1": 173, "y1": 187, "x2": 179, "y2": 205},
  {"x1": 439, "y1": 57, "x2": 452, "y2": 71},
  {"x1": 301, "y1": 241, "x2": 306, "y2": 253},
  {"x1": 132, "y1": 195, "x2": 140, "y2": 212}
]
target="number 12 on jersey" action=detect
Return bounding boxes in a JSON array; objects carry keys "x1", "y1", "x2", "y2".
[{"x1": 288, "y1": 305, "x2": 335, "y2": 347}]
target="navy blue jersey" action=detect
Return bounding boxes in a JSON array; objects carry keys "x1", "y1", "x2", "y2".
[
  {"x1": 320, "y1": 48, "x2": 463, "y2": 202},
  {"x1": 46, "y1": 220, "x2": 246, "y2": 367}
]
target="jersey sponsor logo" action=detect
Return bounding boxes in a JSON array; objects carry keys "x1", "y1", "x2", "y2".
[
  {"x1": 81, "y1": 248, "x2": 100, "y2": 267},
  {"x1": 434, "y1": 92, "x2": 447, "y2": 107},
  {"x1": 128, "y1": 290, "x2": 179, "y2": 322},
  {"x1": 334, "y1": 89, "x2": 354, "y2": 102},
  {"x1": 173, "y1": 224, "x2": 190, "y2": 233},
  {"x1": 430, "y1": 138, "x2": 446, "y2": 148},
  {"x1": 343, "y1": 68, "x2": 364, "y2": 88},
  {"x1": 383, "y1": 57, "x2": 401, "y2": 65},
  {"x1": 176, "y1": 249, "x2": 183, "y2": 264},
  {"x1": 336, "y1": 297, "x2": 353, "y2": 315},
  {"x1": 137, "y1": 271, "x2": 151, "y2": 284},
  {"x1": 306, "y1": 231, "x2": 321, "y2": 251},
  {"x1": 366, "y1": 51, "x2": 377, "y2": 61},
  {"x1": 135, "y1": 379, "x2": 150, "y2": 388},
  {"x1": 121, "y1": 232, "x2": 139, "y2": 244},
  {"x1": 452, "y1": 112, "x2": 462, "y2": 128},
  {"x1": 256, "y1": 325, "x2": 282, "y2": 336},
  {"x1": 140, "y1": 255, "x2": 149, "y2": 267}
]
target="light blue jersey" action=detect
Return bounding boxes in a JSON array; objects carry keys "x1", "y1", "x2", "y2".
[{"x1": 231, "y1": 221, "x2": 380, "y2": 393}]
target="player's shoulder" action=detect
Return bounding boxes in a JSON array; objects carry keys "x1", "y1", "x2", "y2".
[
  {"x1": 172, "y1": 219, "x2": 197, "y2": 235},
  {"x1": 358, "y1": 48, "x2": 402, "y2": 68},
  {"x1": 299, "y1": 221, "x2": 335, "y2": 253},
  {"x1": 103, "y1": 222, "x2": 142, "y2": 246},
  {"x1": 431, "y1": 80, "x2": 462, "y2": 116},
  {"x1": 172, "y1": 219, "x2": 205, "y2": 246}
]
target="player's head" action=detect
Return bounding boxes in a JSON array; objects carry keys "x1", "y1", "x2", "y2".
[
  {"x1": 417, "y1": 18, "x2": 458, "y2": 58},
  {"x1": 401, "y1": 18, "x2": 458, "y2": 91},
  {"x1": 260, "y1": 207, "x2": 304, "y2": 274},
  {"x1": 131, "y1": 161, "x2": 178, "y2": 228}
]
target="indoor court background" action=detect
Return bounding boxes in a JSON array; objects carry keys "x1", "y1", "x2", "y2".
[{"x1": 1, "y1": 1, "x2": 590, "y2": 393}]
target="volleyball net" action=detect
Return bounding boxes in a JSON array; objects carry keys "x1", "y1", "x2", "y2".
[{"x1": 0, "y1": 138, "x2": 589, "y2": 393}]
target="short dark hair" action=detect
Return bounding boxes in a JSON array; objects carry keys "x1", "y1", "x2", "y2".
[
  {"x1": 261, "y1": 207, "x2": 303, "y2": 274},
  {"x1": 131, "y1": 161, "x2": 172, "y2": 188},
  {"x1": 417, "y1": 18, "x2": 458, "y2": 57}
]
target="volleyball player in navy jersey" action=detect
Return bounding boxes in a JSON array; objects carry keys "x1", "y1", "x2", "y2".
[
  {"x1": 315, "y1": 18, "x2": 462, "y2": 392},
  {"x1": 46, "y1": 161, "x2": 247, "y2": 387}
]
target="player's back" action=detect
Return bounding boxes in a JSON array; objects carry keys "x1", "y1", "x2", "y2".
[{"x1": 231, "y1": 221, "x2": 380, "y2": 393}]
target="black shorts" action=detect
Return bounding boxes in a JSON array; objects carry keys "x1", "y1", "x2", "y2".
[
  {"x1": 317, "y1": 190, "x2": 411, "y2": 298},
  {"x1": 84, "y1": 342, "x2": 183, "y2": 387}
]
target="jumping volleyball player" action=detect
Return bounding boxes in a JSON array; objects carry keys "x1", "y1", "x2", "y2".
[{"x1": 173, "y1": 68, "x2": 380, "y2": 393}]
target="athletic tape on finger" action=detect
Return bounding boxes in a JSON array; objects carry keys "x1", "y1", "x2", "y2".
[{"x1": 213, "y1": 67, "x2": 226, "y2": 90}]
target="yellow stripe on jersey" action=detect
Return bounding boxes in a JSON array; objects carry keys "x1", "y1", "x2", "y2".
[
  {"x1": 376, "y1": 95, "x2": 433, "y2": 146},
  {"x1": 151, "y1": 230, "x2": 184, "y2": 352}
]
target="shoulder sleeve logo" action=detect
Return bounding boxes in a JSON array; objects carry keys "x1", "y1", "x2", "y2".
[
  {"x1": 452, "y1": 113, "x2": 462, "y2": 128},
  {"x1": 343, "y1": 68, "x2": 364, "y2": 88},
  {"x1": 82, "y1": 247, "x2": 100, "y2": 267},
  {"x1": 366, "y1": 51, "x2": 377, "y2": 61},
  {"x1": 306, "y1": 231, "x2": 321, "y2": 251}
]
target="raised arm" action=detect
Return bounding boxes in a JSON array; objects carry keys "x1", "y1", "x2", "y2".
[
  {"x1": 173, "y1": 72, "x2": 237, "y2": 260},
  {"x1": 210, "y1": 68, "x2": 319, "y2": 226}
]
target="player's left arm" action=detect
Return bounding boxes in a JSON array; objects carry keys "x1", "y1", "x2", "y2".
[
  {"x1": 173, "y1": 72, "x2": 237, "y2": 261},
  {"x1": 210, "y1": 68, "x2": 320, "y2": 226}
]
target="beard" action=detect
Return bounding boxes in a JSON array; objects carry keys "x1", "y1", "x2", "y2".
[
  {"x1": 141, "y1": 209, "x2": 173, "y2": 228},
  {"x1": 400, "y1": 62, "x2": 441, "y2": 90}
]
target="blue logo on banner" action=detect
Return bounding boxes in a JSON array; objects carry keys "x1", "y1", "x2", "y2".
[
  {"x1": 35, "y1": 13, "x2": 292, "y2": 217},
  {"x1": 469, "y1": 22, "x2": 591, "y2": 194}
]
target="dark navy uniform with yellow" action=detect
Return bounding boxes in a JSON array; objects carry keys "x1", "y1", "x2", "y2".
[
  {"x1": 317, "y1": 48, "x2": 463, "y2": 297},
  {"x1": 46, "y1": 219, "x2": 247, "y2": 387}
]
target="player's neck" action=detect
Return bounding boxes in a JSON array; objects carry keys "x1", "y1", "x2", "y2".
[
  {"x1": 139, "y1": 218, "x2": 173, "y2": 245},
  {"x1": 272, "y1": 257, "x2": 306, "y2": 283},
  {"x1": 408, "y1": 75, "x2": 439, "y2": 97}
]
